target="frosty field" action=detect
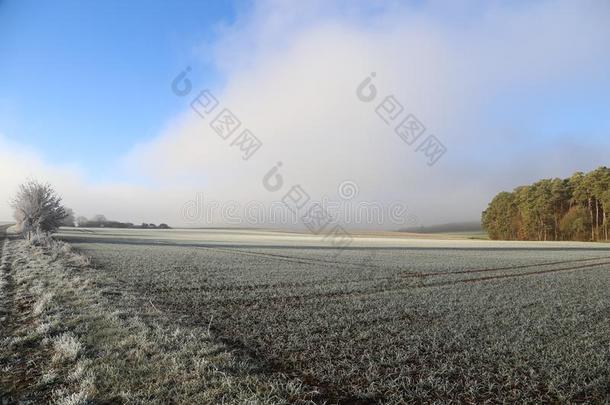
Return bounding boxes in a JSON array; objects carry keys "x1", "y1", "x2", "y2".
[{"x1": 50, "y1": 228, "x2": 610, "y2": 403}]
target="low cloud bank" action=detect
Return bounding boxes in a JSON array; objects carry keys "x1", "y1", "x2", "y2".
[{"x1": 2, "y1": 1, "x2": 610, "y2": 228}]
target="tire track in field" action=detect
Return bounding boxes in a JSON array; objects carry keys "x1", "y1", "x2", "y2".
[
  {"x1": 190, "y1": 257, "x2": 610, "y2": 308},
  {"x1": 205, "y1": 244, "x2": 610, "y2": 280},
  {"x1": 84, "y1": 241, "x2": 610, "y2": 310},
  {"x1": 370, "y1": 257, "x2": 610, "y2": 296},
  {"x1": 433, "y1": 258, "x2": 610, "y2": 286},
  {"x1": 198, "y1": 246, "x2": 610, "y2": 292},
  {"x1": 352, "y1": 257, "x2": 610, "y2": 301},
  {"x1": 145, "y1": 246, "x2": 610, "y2": 301},
  {"x1": 201, "y1": 245, "x2": 386, "y2": 271},
  {"x1": 415, "y1": 255, "x2": 610, "y2": 278}
]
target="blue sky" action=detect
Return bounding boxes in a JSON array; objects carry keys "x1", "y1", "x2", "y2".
[
  {"x1": 0, "y1": 0, "x2": 242, "y2": 180},
  {"x1": 1, "y1": 0, "x2": 609, "y2": 225}
]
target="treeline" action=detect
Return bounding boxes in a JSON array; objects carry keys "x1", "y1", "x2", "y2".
[
  {"x1": 74, "y1": 215, "x2": 170, "y2": 229},
  {"x1": 482, "y1": 167, "x2": 610, "y2": 241}
]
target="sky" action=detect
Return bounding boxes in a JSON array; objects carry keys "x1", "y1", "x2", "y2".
[{"x1": 1, "y1": 0, "x2": 610, "y2": 228}]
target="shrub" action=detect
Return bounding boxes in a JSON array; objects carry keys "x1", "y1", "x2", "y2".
[{"x1": 11, "y1": 179, "x2": 68, "y2": 240}]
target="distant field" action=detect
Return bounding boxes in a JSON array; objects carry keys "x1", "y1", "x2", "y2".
[
  {"x1": 57, "y1": 228, "x2": 610, "y2": 403},
  {"x1": 414, "y1": 230, "x2": 489, "y2": 240}
]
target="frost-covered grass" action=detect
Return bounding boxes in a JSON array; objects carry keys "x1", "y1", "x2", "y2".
[
  {"x1": 58, "y1": 228, "x2": 610, "y2": 403},
  {"x1": 52, "y1": 333, "x2": 83, "y2": 363},
  {"x1": 0, "y1": 236, "x2": 319, "y2": 404},
  {"x1": 3, "y1": 227, "x2": 609, "y2": 403}
]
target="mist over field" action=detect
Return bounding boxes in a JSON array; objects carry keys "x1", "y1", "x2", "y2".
[{"x1": 2, "y1": 0, "x2": 610, "y2": 228}]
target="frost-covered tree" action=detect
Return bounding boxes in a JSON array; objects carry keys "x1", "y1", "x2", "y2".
[
  {"x1": 92, "y1": 214, "x2": 107, "y2": 224},
  {"x1": 76, "y1": 216, "x2": 89, "y2": 227},
  {"x1": 11, "y1": 179, "x2": 68, "y2": 239},
  {"x1": 61, "y1": 207, "x2": 76, "y2": 227}
]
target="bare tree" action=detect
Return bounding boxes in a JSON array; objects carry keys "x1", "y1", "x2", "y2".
[{"x1": 10, "y1": 179, "x2": 67, "y2": 239}]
